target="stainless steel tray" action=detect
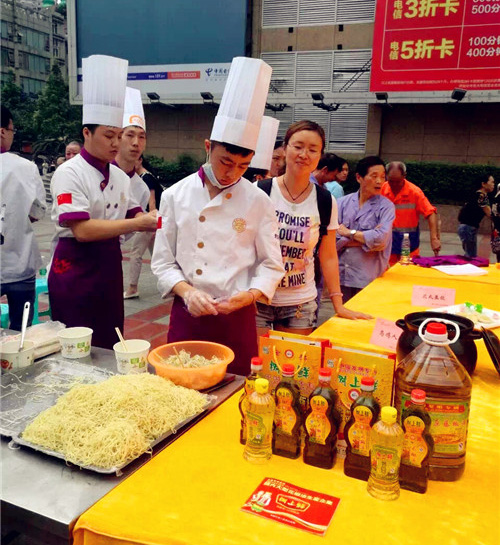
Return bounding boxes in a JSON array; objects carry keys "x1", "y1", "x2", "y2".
[
  {"x1": 0, "y1": 358, "x2": 113, "y2": 437},
  {"x1": 11, "y1": 395, "x2": 214, "y2": 476}
]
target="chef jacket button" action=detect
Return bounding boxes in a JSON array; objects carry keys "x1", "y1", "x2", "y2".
[
  {"x1": 197, "y1": 242, "x2": 204, "y2": 249},
  {"x1": 196, "y1": 269, "x2": 203, "y2": 275},
  {"x1": 199, "y1": 215, "x2": 206, "y2": 222},
  {"x1": 226, "y1": 193, "x2": 232, "y2": 199}
]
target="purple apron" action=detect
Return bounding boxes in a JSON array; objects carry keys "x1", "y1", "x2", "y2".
[
  {"x1": 48, "y1": 237, "x2": 124, "y2": 350},
  {"x1": 167, "y1": 296, "x2": 258, "y2": 376}
]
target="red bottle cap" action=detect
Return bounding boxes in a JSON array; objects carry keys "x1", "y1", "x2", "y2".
[
  {"x1": 251, "y1": 357, "x2": 263, "y2": 369},
  {"x1": 411, "y1": 389, "x2": 426, "y2": 404},
  {"x1": 426, "y1": 322, "x2": 447, "y2": 335},
  {"x1": 157, "y1": 216, "x2": 162, "y2": 229},
  {"x1": 282, "y1": 364, "x2": 295, "y2": 376},
  {"x1": 319, "y1": 368, "x2": 332, "y2": 378},
  {"x1": 361, "y1": 376, "x2": 375, "y2": 386}
]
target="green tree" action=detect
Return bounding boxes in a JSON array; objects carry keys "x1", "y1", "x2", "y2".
[
  {"x1": 0, "y1": 71, "x2": 37, "y2": 148},
  {"x1": 31, "y1": 63, "x2": 81, "y2": 157}
]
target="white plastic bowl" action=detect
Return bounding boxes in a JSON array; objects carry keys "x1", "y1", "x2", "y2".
[
  {"x1": 113, "y1": 339, "x2": 151, "y2": 374},
  {"x1": 58, "y1": 327, "x2": 93, "y2": 359},
  {"x1": 1, "y1": 340, "x2": 35, "y2": 372}
]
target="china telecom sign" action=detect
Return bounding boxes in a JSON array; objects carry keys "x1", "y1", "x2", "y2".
[{"x1": 370, "y1": 0, "x2": 500, "y2": 91}]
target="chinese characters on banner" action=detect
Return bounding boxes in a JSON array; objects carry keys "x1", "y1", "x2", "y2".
[{"x1": 370, "y1": 0, "x2": 500, "y2": 91}]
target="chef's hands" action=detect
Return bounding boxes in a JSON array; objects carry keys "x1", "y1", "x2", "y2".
[
  {"x1": 134, "y1": 210, "x2": 158, "y2": 232},
  {"x1": 215, "y1": 290, "x2": 260, "y2": 315},
  {"x1": 183, "y1": 289, "x2": 218, "y2": 317}
]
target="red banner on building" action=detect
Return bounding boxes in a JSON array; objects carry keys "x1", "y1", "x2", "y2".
[{"x1": 370, "y1": 0, "x2": 500, "y2": 91}]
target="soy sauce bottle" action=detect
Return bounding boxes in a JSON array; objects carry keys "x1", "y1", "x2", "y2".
[
  {"x1": 272, "y1": 363, "x2": 302, "y2": 459},
  {"x1": 303, "y1": 368, "x2": 341, "y2": 469},
  {"x1": 400, "y1": 389, "x2": 434, "y2": 493},
  {"x1": 343, "y1": 376, "x2": 381, "y2": 481},
  {"x1": 239, "y1": 357, "x2": 264, "y2": 445}
]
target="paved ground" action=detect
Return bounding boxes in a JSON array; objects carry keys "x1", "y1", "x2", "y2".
[{"x1": 27, "y1": 214, "x2": 495, "y2": 348}]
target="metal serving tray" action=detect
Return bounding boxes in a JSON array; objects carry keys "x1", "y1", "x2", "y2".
[
  {"x1": 0, "y1": 358, "x2": 113, "y2": 438},
  {"x1": 11, "y1": 395, "x2": 214, "y2": 476}
]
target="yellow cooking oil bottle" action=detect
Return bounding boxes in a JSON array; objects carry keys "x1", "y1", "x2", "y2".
[
  {"x1": 394, "y1": 320, "x2": 472, "y2": 481},
  {"x1": 367, "y1": 406, "x2": 404, "y2": 501},
  {"x1": 272, "y1": 363, "x2": 302, "y2": 459},
  {"x1": 243, "y1": 378, "x2": 275, "y2": 464},
  {"x1": 343, "y1": 376, "x2": 381, "y2": 481},
  {"x1": 400, "y1": 389, "x2": 434, "y2": 493},
  {"x1": 239, "y1": 357, "x2": 264, "y2": 445},
  {"x1": 303, "y1": 367, "x2": 341, "y2": 469}
]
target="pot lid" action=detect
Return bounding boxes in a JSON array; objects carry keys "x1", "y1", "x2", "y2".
[{"x1": 481, "y1": 327, "x2": 500, "y2": 376}]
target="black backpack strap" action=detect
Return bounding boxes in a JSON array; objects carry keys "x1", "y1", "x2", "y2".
[
  {"x1": 257, "y1": 178, "x2": 273, "y2": 196},
  {"x1": 315, "y1": 184, "x2": 332, "y2": 240}
]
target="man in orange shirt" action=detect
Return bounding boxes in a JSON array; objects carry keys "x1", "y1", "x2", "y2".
[{"x1": 382, "y1": 161, "x2": 441, "y2": 266}]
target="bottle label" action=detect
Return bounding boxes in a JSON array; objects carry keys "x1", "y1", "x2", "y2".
[
  {"x1": 401, "y1": 394, "x2": 469, "y2": 455},
  {"x1": 275, "y1": 387, "x2": 297, "y2": 435},
  {"x1": 371, "y1": 445, "x2": 401, "y2": 481},
  {"x1": 347, "y1": 405, "x2": 373, "y2": 456},
  {"x1": 305, "y1": 395, "x2": 331, "y2": 445},
  {"x1": 402, "y1": 415, "x2": 428, "y2": 467},
  {"x1": 246, "y1": 411, "x2": 271, "y2": 446}
]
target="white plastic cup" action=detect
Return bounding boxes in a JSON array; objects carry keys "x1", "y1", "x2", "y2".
[
  {"x1": 1, "y1": 340, "x2": 35, "y2": 372},
  {"x1": 58, "y1": 327, "x2": 93, "y2": 359},
  {"x1": 113, "y1": 339, "x2": 151, "y2": 374}
]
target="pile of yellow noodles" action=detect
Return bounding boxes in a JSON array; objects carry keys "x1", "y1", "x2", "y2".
[{"x1": 22, "y1": 373, "x2": 209, "y2": 469}]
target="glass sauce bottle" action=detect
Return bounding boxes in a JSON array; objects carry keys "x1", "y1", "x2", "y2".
[
  {"x1": 303, "y1": 367, "x2": 341, "y2": 469},
  {"x1": 400, "y1": 388, "x2": 434, "y2": 493},
  {"x1": 239, "y1": 357, "x2": 263, "y2": 445},
  {"x1": 343, "y1": 376, "x2": 381, "y2": 481},
  {"x1": 272, "y1": 363, "x2": 302, "y2": 459},
  {"x1": 394, "y1": 321, "x2": 472, "y2": 481}
]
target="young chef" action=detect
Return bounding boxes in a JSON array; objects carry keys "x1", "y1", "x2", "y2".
[
  {"x1": 1, "y1": 105, "x2": 47, "y2": 330},
  {"x1": 151, "y1": 57, "x2": 285, "y2": 375},
  {"x1": 115, "y1": 87, "x2": 151, "y2": 214},
  {"x1": 49, "y1": 55, "x2": 157, "y2": 349}
]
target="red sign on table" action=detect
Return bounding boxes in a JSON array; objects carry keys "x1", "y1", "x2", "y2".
[
  {"x1": 370, "y1": 0, "x2": 500, "y2": 91},
  {"x1": 241, "y1": 478, "x2": 340, "y2": 536}
]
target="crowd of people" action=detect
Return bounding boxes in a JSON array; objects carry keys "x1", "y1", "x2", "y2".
[{"x1": 1, "y1": 54, "x2": 497, "y2": 376}]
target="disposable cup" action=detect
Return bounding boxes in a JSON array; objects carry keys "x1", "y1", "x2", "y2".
[
  {"x1": 113, "y1": 339, "x2": 151, "y2": 374},
  {"x1": 58, "y1": 327, "x2": 93, "y2": 359},
  {"x1": 1, "y1": 340, "x2": 35, "y2": 372}
]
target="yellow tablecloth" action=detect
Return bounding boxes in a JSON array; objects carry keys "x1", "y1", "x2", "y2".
[{"x1": 73, "y1": 267, "x2": 500, "y2": 545}]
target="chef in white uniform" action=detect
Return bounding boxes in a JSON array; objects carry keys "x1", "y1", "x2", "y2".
[
  {"x1": 115, "y1": 87, "x2": 155, "y2": 298},
  {"x1": 49, "y1": 55, "x2": 157, "y2": 349},
  {"x1": 151, "y1": 57, "x2": 285, "y2": 375},
  {"x1": 244, "y1": 116, "x2": 280, "y2": 182},
  {"x1": 1, "y1": 105, "x2": 47, "y2": 330}
]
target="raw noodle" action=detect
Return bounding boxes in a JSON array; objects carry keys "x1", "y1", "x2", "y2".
[
  {"x1": 22, "y1": 373, "x2": 209, "y2": 469},
  {"x1": 164, "y1": 349, "x2": 222, "y2": 368}
]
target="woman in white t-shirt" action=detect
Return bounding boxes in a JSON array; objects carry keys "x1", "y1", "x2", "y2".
[{"x1": 256, "y1": 120, "x2": 371, "y2": 334}]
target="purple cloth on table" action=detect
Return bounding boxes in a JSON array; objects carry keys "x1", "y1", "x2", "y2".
[
  {"x1": 167, "y1": 295, "x2": 258, "y2": 376},
  {"x1": 412, "y1": 255, "x2": 490, "y2": 268},
  {"x1": 48, "y1": 237, "x2": 124, "y2": 349},
  {"x1": 336, "y1": 192, "x2": 396, "y2": 289}
]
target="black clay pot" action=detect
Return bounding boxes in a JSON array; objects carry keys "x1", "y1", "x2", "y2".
[{"x1": 395, "y1": 311, "x2": 481, "y2": 375}]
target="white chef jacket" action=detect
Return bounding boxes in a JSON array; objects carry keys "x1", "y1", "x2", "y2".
[
  {"x1": 130, "y1": 171, "x2": 150, "y2": 211},
  {"x1": 51, "y1": 152, "x2": 142, "y2": 240},
  {"x1": 151, "y1": 170, "x2": 285, "y2": 302},
  {"x1": 0, "y1": 152, "x2": 47, "y2": 283}
]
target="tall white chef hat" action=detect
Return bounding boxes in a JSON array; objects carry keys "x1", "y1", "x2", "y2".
[
  {"x1": 122, "y1": 87, "x2": 146, "y2": 131},
  {"x1": 249, "y1": 116, "x2": 280, "y2": 171},
  {"x1": 82, "y1": 55, "x2": 128, "y2": 128},
  {"x1": 210, "y1": 57, "x2": 272, "y2": 152}
]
